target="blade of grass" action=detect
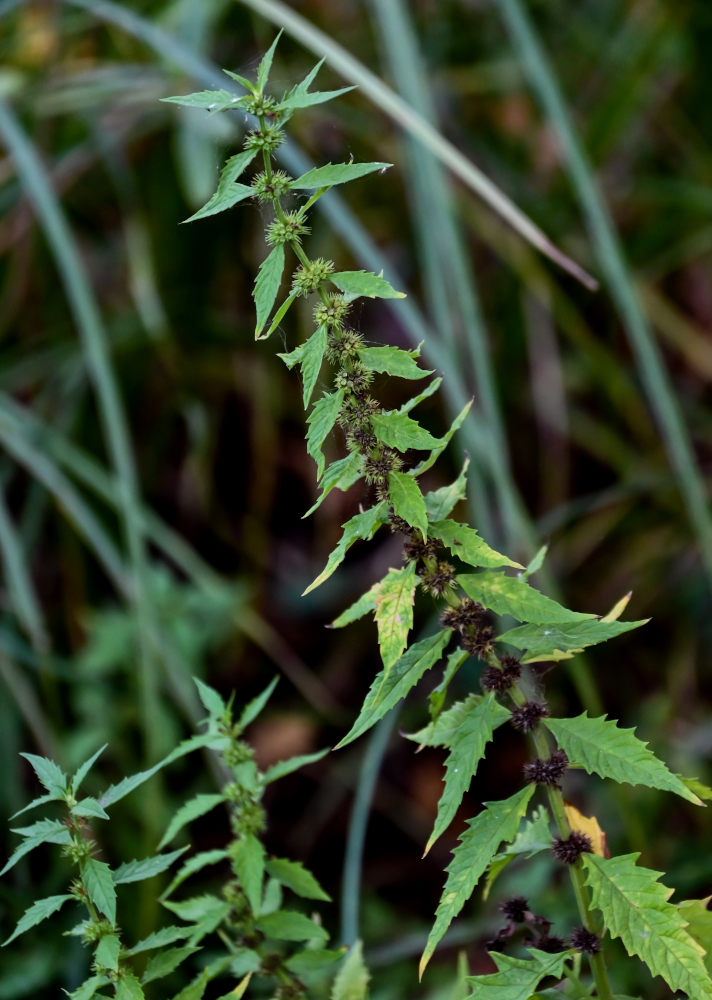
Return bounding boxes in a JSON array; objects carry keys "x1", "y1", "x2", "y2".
[
  {"x1": 340, "y1": 709, "x2": 398, "y2": 946},
  {"x1": 0, "y1": 98, "x2": 162, "y2": 758},
  {"x1": 236, "y1": 0, "x2": 597, "y2": 290},
  {"x1": 0, "y1": 477, "x2": 48, "y2": 655},
  {"x1": 497, "y1": 0, "x2": 712, "y2": 591}
]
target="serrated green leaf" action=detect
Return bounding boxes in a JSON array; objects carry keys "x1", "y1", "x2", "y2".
[
  {"x1": 95, "y1": 934, "x2": 120, "y2": 971},
  {"x1": 72, "y1": 745, "x2": 108, "y2": 795},
  {"x1": 1, "y1": 820, "x2": 72, "y2": 876},
  {"x1": 279, "y1": 62, "x2": 354, "y2": 112},
  {"x1": 411, "y1": 399, "x2": 473, "y2": 477},
  {"x1": 229, "y1": 948, "x2": 262, "y2": 977},
  {"x1": 162, "y1": 849, "x2": 228, "y2": 900},
  {"x1": 71, "y1": 795, "x2": 110, "y2": 820},
  {"x1": 374, "y1": 563, "x2": 418, "y2": 669},
  {"x1": 331, "y1": 579, "x2": 380, "y2": 628},
  {"x1": 583, "y1": 853, "x2": 712, "y2": 1000},
  {"x1": 169, "y1": 966, "x2": 211, "y2": 1000},
  {"x1": 464, "y1": 948, "x2": 570, "y2": 999},
  {"x1": 458, "y1": 572, "x2": 595, "y2": 625},
  {"x1": 330, "y1": 270, "x2": 405, "y2": 302},
  {"x1": 113, "y1": 847, "x2": 188, "y2": 886},
  {"x1": 286, "y1": 948, "x2": 344, "y2": 973},
  {"x1": 420, "y1": 785, "x2": 535, "y2": 974},
  {"x1": 193, "y1": 678, "x2": 226, "y2": 719},
  {"x1": 277, "y1": 324, "x2": 327, "y2": 408},
  {"x1": 142, "y1": 946, "x2": 200, "y2": 984},
  {"x1": 426, "y1": 693, "x2": 512, "y2": 853},
  {"x1": 304, "y1": 452, "x2": 362, "y2": 518},
  {"x1": 162, "y1": 89, "x2": 239, "y2": 111},
  {"x1": 263, "y1": 747, "x2": 329, "y2": 784},
  {"x1": 158, "y1": 794, "x2": 225, "y2": 850},
  {"x1": 162, "y1": 894, "x2": 230, "y2": 930},
  {"x1": 231, "y1": 835, "x2": 264, "y2": 914},
  {"x1": 332, "y1": 942, "x2": 369, "y2": 1000},
  {"x1": 21, "y1": 753, "x2": 67, "y2": 796},
  {"x1": 254, "y1": 244, "x2": 285, "y2": 337},
  {"x1": 306, "y1": 389, "x2": 345, "y2": 479},
  {"x1": 357, "y1": 345, "x2": 431, "y2": 380},
  {"x1": 3, "y1": 893, "x2": 73, "y2": 945},
  {"x1": 257, "y1": 32, "x2": 281, "y2": 93},
  {"x1": 406, "y1": 693, "x2": 492, "y2": 748},
  {"x1": 82, "y1": 858, "x2": 116, "y2": 923},
  {"x1": 65, "y1": 974, "x2": 110, "y2": 999},
  {"x1": 388, "y1": 470, "x2": 428, "y2": 540},
  {"x1": 429, "y1": 519, "x2": 522, "y2": 570},
  {"x1": 184, "y1": 151, "x2": 256, "y2": 223},
  {"x1": 372, "y1": 411, "x2": 439, "y2": 452},
  {"x1": 498, "y1": 618, "x2": 648, "y2": 663},
  {"x1": 336, "y1": 630, "x2": 452, "y2": 749},
  {"x1": 265, "y1": 858, "x2": 331, "y2": 901},
  {"x1": 99, "y1": 732, "x2": 222, "y2": 809},
  {"x1": 680, "y1": 777, "x2": 712, "y2": 802},
  {"x1": 678, "y1": 897, "x2": 712, "y2": 975},
  {"x1": 484, "y1": 806, "x2": 552, "y2": 899},
  {"x1": 427, "y1": 649, "x2": 469, "y2": 725},
  {"x1": 214, "y1": 973, "x2": 253, "y2": 1000},
  {"x1": 126, "y1": 925, "x2": 194, "y2": 956},
  {"x1": 257, "y1": 909, "x2": 328, "y2": 942},
  {"x1": 292, "y1": 162, "x2": 391, "y2": 189},
  {"x1": 239, "y1": 676, "x2": 279, "y2": 728},
  {"x1": 424, "y1": 458, "x2": 470, "y2": 521},
  {"x1": 303, "y1": 501, "x2": 388, "y2": 595},
  {"x1": 115, "y1": 976, "x2": 144, "y2": 1000},
  {"x1": 543, "y1": 713, "x2": 701, "y2": 804}
]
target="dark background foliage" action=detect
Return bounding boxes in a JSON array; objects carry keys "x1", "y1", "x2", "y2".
[{"x1": 0, "y1": 1, "x2": 710, "y2": 996}]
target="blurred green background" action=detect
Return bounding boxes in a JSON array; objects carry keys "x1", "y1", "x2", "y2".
[{"x1": 0, "y1": 0, "x2": 710, "y2": 996}]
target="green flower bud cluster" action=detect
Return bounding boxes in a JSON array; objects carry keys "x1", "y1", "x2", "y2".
[
  {"x1": 291, "y1": 257, "x2": 335, "y2": 296},
  {"x1": 266, "y1": 211, "x2": 309, "y2": 246},
  {"x1": 252, "y1": 169, "x2": 292, "y2": 203},
  {"x1": 244, "y1": 124, "x2": 283, "y2": 154}
]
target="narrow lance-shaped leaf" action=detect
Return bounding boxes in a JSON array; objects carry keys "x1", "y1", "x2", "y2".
[
  {"x1": 336, "y1": 630, "x2": 452, "y2": 749},
  {"x1": 254, "y1": 244, "x2": 285, "y2": 338},
  {"x1": 424, "y1": 457, "x2": 470, "y2": 521},
  {"x1": 543, "y1": 713, "x2": 702, "y2": 804},
  {"x1": 330, "y1": 577, "x2": 381, "y2": 629},
  {"x1": 411, "y1": 399, "x2": 473, "y2": 477},
  {"x1": 465, "y1": 948, "x2": 571, "y2": 999},
  {"x1": 162, "y1": 89, "x2": 240, "y2": 112},
  {"x1": 458, "y1": 572, "x2": 596, "y2": 625},
  {"x1": 257, "y1": 32, "x2": 281, "y2": 93},
  {"x1": 183, "y1": 151, "x2": 256, "y2": 223},
  {"x1": 303, "y1": 451, "x2": 362, "y2": 518},
  {"x1": 3, "y1": 893, "x2": 74, "y2": 946},
  {"x1": 264, "y1": 290, "x2": 297, "y2": 339},
  {"x1": 497, "y1": 618, "x2": 648, "y2": 662},
  {"x1": 420, "y1": 784, "x2": 535, "y2": 976},
  {"x1": 113, "y1": 847, "x2": 188, "y2": 885},
  {"x1": 330, "y1": 270, "x2": 405, "y2": 302},
  {"x1": 426, "y1": 693, "x2": 512, "y2": 854},
  {"x1": 583, "y1": 853, "x2": 712, "y2": 1000},
  {"x1": 306, "y1": 389, "x2": 345, "y2": 479},
  {"x1": 239, "y1": 676, "x2": 279, "y2": 728},
  {"x1": 278, "y1": 325, "x2": 327, "y2": 408},
  {"x1": 158, "y1": 794, "x2": 225, "y2": 850},
  {"x1": 20, "y1": 753, "x2": 67, "y2": 796},
  {"x1": 1, "y1": 820, "x2": 71, "y2": 877},
  {"x1": 389, "y1": 470, "x2": 428, "y2": 540},
  {"x1": 265, "y1": 858, "x2": 331, "y2": 902},
  {"x1": 292, "y1": 162, "x2": 391, "y2": 189},
  {"x1": 303, "y1": 501, "x2": 389, "y2": 595},
  {"x1": 231, "y1": 834, "x2": 264, "y2": 915},
  {"x1": 72, "y1": 744, "x2": 108, "y2": 794},
  {"x1": 357, "y1": 345, "x2": 432, "y2": 380},
  {"x1": 278, "y1": 59, "x2": 355, "y2": 112},
  {"x1": 373, "y1": 562, "x2": 418, "y2": 670},
  {"x1": 257, "y1": 910, "x2": 329, "y2": 943},
  {"x1": 429, "y1": 518, "x2": 522, "y2": 570}
]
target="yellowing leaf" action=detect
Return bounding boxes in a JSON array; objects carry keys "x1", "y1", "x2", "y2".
[
  {"x1": 564, "y1": 801, "x2": 608, "y2": 858},
  {"x1": 601, "y1": 592, "x2": 632, "y2": 623},
  {"x1": 374, "y1": 563, "x2": 418, "y2": 670}
]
